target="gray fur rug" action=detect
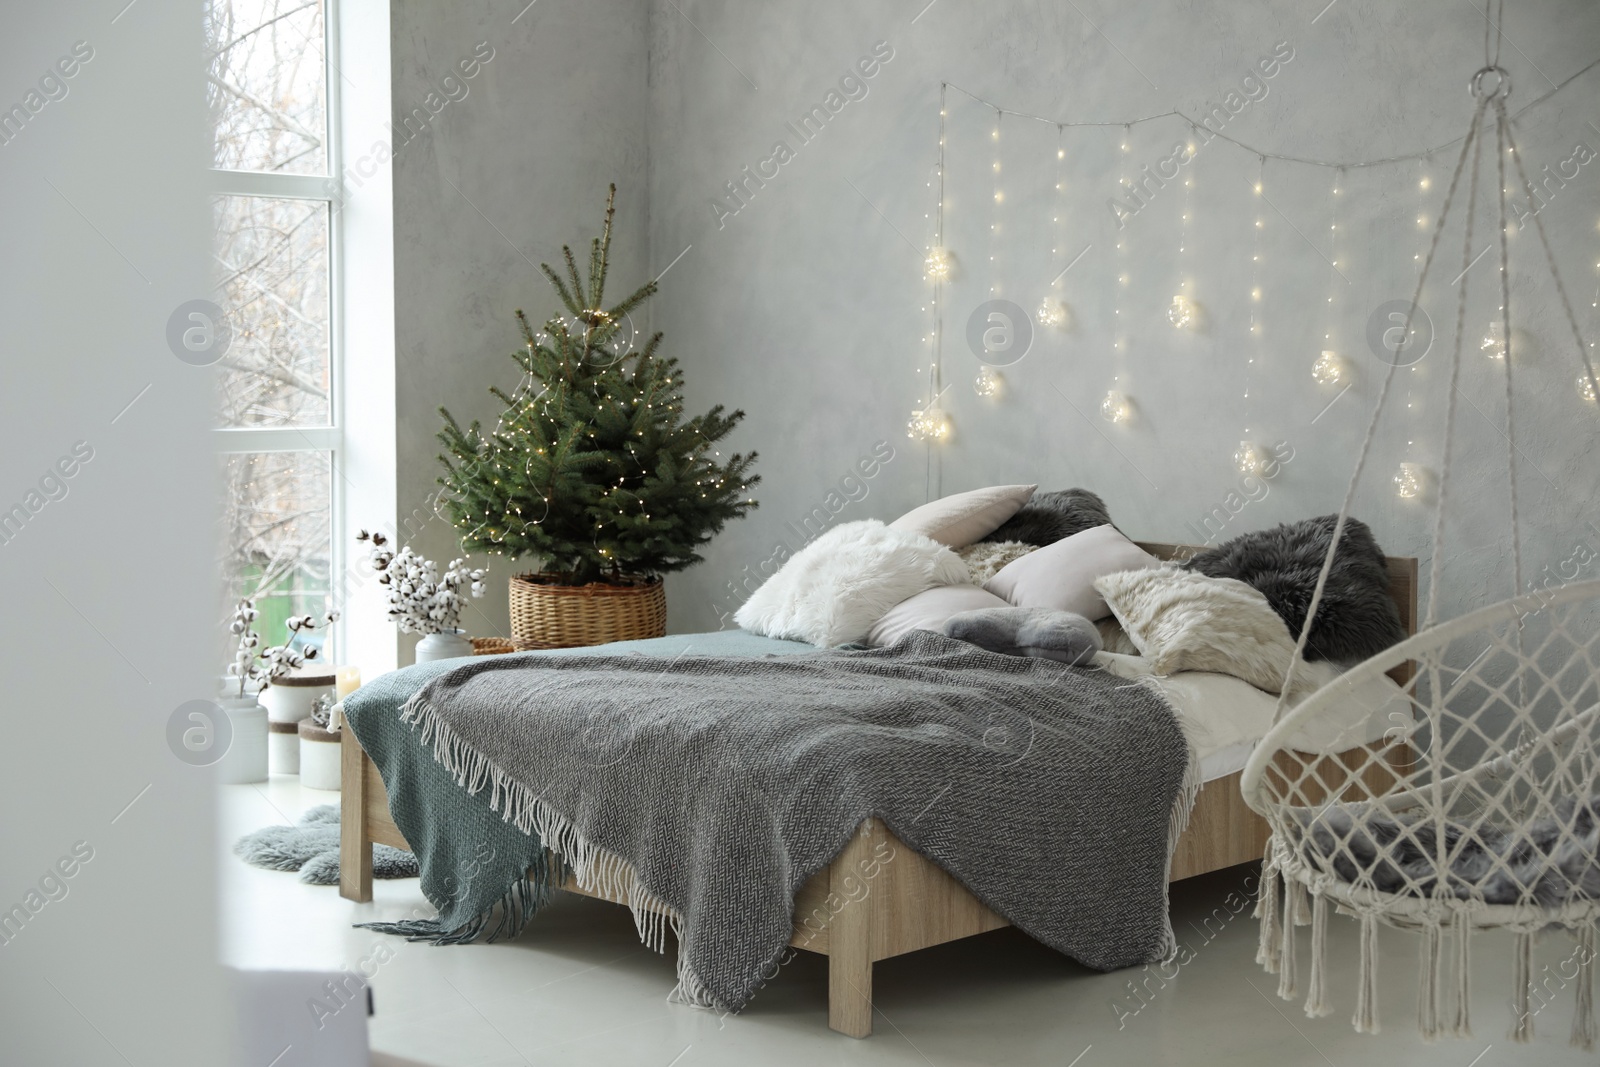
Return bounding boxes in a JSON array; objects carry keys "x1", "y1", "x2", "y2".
[
  {"x1": 1304, "y1": 797, "x2": 1600, "y2": 905},
  {"x1": 234, "y1": 805, "x2": 418, "y2": 885},
  {"x1": 981, "y1": 488, "x2": 1112, "y2": 546}
]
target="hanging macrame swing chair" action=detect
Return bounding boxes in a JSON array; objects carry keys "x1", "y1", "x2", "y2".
[{"x1": 1240, "y1": 59, "x2": 1600, "y2": 1047}]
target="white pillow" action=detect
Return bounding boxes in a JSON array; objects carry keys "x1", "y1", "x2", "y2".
[
  {"x1": 1094, "y1": 568, "x2": 1304, "y2": 695},
  {"x1": 735, "y1": 520, "x2": 971, "y2": 646},
  {"x1": 983, "y1": 524, "x2": 1159, "y2": 620},
  {"x1": 888, "y1": 484, "x2": 1036, "y2": 547}
]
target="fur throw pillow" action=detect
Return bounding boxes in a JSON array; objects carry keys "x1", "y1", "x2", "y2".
[
  {"x1": 980, "y1": 488, "x2": 1112, "y2": 546},
  {"x1": 1095, "y1": 568, "x2": 1306, "y2": 695},
  {"x1": 1180, "y1": 515, "x2": 1406, "y2": 663},
  {"x1": 735, "y1": 519, "x2": 970, "y2": 646},
  {"x1": 955, "y1": 540, "x2": 1035, "y2": 584}
]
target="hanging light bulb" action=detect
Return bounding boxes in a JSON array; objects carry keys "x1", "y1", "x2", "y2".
[
  {"x1": 924, "y1": 247, "x2": 953, "y2": 281},
  {"x1": 1394, "y1": 462, "x2": 1424, "y2": 499},
  {"x1": 1168, "y1": 294, "x2": 1195, "y2": 329},
  {"x1": 1579, "y1": 373, "x2": 1599, "y2": 404},
  {"x1": 1100, "y1": 390, "x2": 1131, "y2": 424},
  {"x1": 1233, "y1": 441, "x2": 1267, "y2": 475},
  {"x1": 1311, "y1": 350, "x2": 1348, "y2": 387},
  {"x1": 907, "y1": 405, "x2": 951, "y2": 441},
  {"x1": 973, "y1": 367, "x2": 1001, "y2": 397},
  {"x1": 1482, "y1": 318, "x2": 1506, "y2": 360},
  {"x1": 1036, "y1": 298, "x2": 1066, "y2": 328}
]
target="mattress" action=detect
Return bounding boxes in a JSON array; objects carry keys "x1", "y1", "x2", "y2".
[{"x1": 1093, "y1": 651, "x2": 1411, "y2": 782}]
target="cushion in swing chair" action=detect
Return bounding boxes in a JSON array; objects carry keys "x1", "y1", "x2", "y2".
[{"x1": 1300, "y1": 798, "x2": 1600, "y2": 905}]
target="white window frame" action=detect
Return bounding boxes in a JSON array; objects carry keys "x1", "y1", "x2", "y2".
[{"x1": 210, "y1": 0, "x2": 348, "y2": 657}]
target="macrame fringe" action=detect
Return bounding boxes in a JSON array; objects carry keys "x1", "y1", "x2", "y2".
[
  {"x1": 1257, "y1": 861, "x2": 1282, "y2": 974},
  {"x1": 1353, "y1": 912, "x2": 1380, "y2": 1034},
  {"x1": 1573, "y1": 923, "x2": 1596, "y2": 1051},
  {"x1": 1451, "y1": 909, "x2": 1473, "y2": 1037},
  {"x1": 1417, "y1": 921, "x2": 1442, "y2": 1041},
  {"x1": 1291, "y1": 880, "x2": 1312, "y2": 927},
  {"x1": 1511, "y1": 930, "x2": 1534, "y2": 1043},
  {"x1": 1277, "y1": 885, "x2": 1299, "y2": 1000},
  {"x1": 1304, "y1": 892, "x2": 1331, "y2": 1018},
  {"x1": 400, "y1": 694, "x2": 722, "y2": 1004}
]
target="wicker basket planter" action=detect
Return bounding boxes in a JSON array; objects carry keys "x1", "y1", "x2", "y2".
[{"x1": 508, "y1": 573, "x2": 666, "y2": 649}]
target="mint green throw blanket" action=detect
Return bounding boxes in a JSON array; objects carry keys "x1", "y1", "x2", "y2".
[{"x1": 342, "y1": 630, "x2": 814, "y2": 942}]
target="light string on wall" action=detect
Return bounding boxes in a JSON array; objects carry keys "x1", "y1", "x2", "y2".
[
  {"x1": 1101, "y1": 126, "x2": 1134, "y2": 425},
  {"x1": 917, "y1": 64, "x2": 1597, "y2": 452},
  {"x1": 1234, "y1": 158, "x2": 1268, "y2": 476},
  {"x1": 1169, "y1": 125, "x2": 1198, "y2": 332},
  {"x1": 912, "y1": 85, "x2": 951, "y2": 446},
  {"x1": 1395, "y1": 157, "x2": 1432, "y2": 500},
  {"x1": 1036, "y1": 123, "x2": 1068, "y2": 334},
  {"x1": 1312, "y1": 169, "x2": 1350, "y2": 389}
]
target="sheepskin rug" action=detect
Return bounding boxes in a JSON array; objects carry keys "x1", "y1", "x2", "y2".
[
  {"x1": 736, "y1": 519, "x2": 970, "y2": 646},
  {"x1": 981, "y1": 488, "x2": 1112, "y2": 546}
]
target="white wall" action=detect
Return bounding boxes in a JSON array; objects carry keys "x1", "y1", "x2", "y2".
[
  {"x1": 644, "y1": 0, "x2": 1600, "y2": 633},
  {"x1": 389, "y1": 0, "x2": 652, "y2": 659},
  {"x1": 0, "y1": 5, "x2": 228, "y2": 1063}
]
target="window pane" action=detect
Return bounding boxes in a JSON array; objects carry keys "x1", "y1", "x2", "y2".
[
  {"x1": 206, "y1": 0, "x2": 328, "y2": 175},
  {"x1": 219, "y1": 451, "x2": 333, "y2": 656},
  {"x1": 213, "y1": 195, "x2": 331, "y2": 428}
]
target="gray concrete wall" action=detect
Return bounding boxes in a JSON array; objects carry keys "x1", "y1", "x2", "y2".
[
  {"x1": 390, "y1": 0, "x2": 651, "y2": 657},
  {"x1": 645, "y1": 0, "x2": 1600, "y2": 634}
]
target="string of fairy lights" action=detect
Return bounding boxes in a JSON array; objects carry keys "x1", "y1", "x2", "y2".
[{"x1": 911, "y1": 73, "x2": 1598, "y2": 496}]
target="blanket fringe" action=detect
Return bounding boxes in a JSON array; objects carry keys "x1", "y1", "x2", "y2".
[
  {"x1": 1142, "y1": 674, "x2": 1205, "y2": 966},
  {"x1": 400, "y1": 693, "x2": 725, "y2": 1008},
  {"x1": 356, "y1": 864, "x2": 548, "y2": 945}
]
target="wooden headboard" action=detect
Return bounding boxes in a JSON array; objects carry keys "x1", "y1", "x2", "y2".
[{"x1": 1135, "y1": 541, "x2": 1420, "y2": 686}]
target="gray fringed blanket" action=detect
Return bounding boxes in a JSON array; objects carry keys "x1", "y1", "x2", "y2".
[{"x1": 401, "y1": 629, "x2": 1195, "y2": 1013}]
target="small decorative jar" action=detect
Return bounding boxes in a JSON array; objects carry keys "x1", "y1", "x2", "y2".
[
  {"x1": 298, "y1": 719, "x2": 342, "y2": 791},
  {"x1": 415, "y1": 628, "x2": 473, "y2": 663},
  {"x1": 259, "y1": 669, "x2": 336, "y2": 775}
]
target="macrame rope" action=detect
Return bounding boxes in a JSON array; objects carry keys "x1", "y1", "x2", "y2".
[
  {"x1": 1354, "y1": 912, "x2": 1381, "y2": 1034},
  {"x1": 1418, "y1": 921, "x2": 1443, "y2": 1041},
  {"x1": 1452, "y1": 909, "x2": 1473, "y2": 1037},
  {"x1": 1305, "y1": 893, "x2": 1332, "y2": 1018},
  {"x1": 1278, "y1": 893, "x2": 1299, "y2": 1000},
  {"x1": 1512, "y1": 930, "x2": 1534, "y2": 1042},
  {"x1": 1574, "y1": 923, "x2": 1597, "y2": 1051},
  {"x1": 1258, "y1": 862, "x2": 1282, "y2": 973}
]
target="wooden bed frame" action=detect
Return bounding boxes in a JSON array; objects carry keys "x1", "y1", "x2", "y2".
[{"x1": 339, "y1": 542, "x2": 1417, "y2": 1037}]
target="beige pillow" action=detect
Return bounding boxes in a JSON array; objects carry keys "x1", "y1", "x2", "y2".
[
  {"x1": 983, "y1": 524, "x2": 1158, "y2": 621},
  {"x1": 955, "y1": 540, "x2": 1035, "y2": 584},
  {"x1": 865, "y1": 585, "x2": 1010, "y2": 647},
  {"x1": 1093, "y1": 568, "x2": 1301, "y2": 695},
  {"x1": 889, "y1": 484, "x2": 1036, "y2": 547}
]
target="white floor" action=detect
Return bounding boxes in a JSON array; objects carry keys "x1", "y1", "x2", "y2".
[{"x1": 223, "y1": 778, "x2": 1597, "y2": 1066}]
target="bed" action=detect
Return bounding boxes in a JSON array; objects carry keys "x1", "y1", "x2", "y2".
[{"x1": 339, "y1": 540, "x2": 1417, "y2": 1037}]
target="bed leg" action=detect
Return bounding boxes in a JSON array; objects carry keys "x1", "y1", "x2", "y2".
[
  {"x1": 340, "y1": 728, "x2": 373, "y2": 903},
  {"x1": 827, "y1": 822, "x2": 877, "y2": 1038}
]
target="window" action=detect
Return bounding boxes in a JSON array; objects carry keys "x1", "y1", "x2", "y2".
[{"x1": 206, "y1": 0, "x2": 341, "y2": 655}]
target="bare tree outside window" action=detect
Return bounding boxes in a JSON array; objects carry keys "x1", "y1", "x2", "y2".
[{"x1": 207, "y1": 0, "x2": 337, "y2": 653}]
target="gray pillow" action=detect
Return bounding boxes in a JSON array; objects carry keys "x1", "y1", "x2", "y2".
[{"x1": 940, "y1": 607, "x2": 1103, "y2": 665}]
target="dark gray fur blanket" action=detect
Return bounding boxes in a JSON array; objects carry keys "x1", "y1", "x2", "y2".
[
  {"x1": 1303, "y1": 797, "x2": 1600, "y2": 905},
  {"x1": 402, "y1": 629, "x2": 1195, "y2": 1013}
]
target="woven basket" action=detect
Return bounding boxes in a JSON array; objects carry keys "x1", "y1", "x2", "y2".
[
  {"x1": 469, "y1": 637, "x2": 518, "y2": 656},
  {"x1": 508, "y1": 573, "x2": 666, "y2": 649}
]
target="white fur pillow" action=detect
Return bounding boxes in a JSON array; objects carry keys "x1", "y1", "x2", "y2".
[
  {"x1": 736, "y1": 520, "x2": 971, "y2": 646},
  {"x1": 955, "y1": 540, "x2": 1035, "y2": 584},
  {"x1": 1094, "y1": 568, "x2": 1303, "y2": 695}
]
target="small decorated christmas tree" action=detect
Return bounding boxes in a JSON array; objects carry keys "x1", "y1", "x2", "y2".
[{"x1": 436, "y1": 185, "x2": 758, "y2": 588}]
